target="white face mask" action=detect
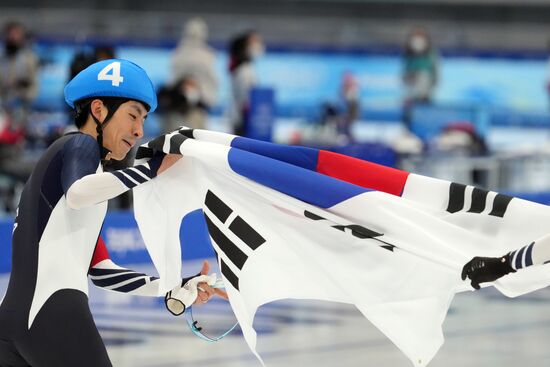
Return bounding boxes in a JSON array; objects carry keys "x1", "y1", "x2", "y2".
[
  {"x1": 249, "y1": 42, "x2": 265, "y2": 59},
  {"x1": 410, "y1": 36, "x2": 428, "y2": 53},
  {"x1": 183, "y1": 86, "x2": 201, "y2": 104}
]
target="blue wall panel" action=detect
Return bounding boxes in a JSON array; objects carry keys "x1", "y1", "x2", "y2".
[{"x1": 0, "y1": 210, "x2": 214, "y2": 274}]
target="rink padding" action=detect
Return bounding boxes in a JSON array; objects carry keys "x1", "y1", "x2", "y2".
[
  {"x1": 2, "y1": 190, "x2": 550, "y2": 273},
  {"x1": 0, "y1": 209, "x2": 215, "y2": 273}
]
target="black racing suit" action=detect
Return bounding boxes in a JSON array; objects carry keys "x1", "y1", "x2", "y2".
[{"x1": 0, "y1": 132, "x2": 164, "y2": 366}]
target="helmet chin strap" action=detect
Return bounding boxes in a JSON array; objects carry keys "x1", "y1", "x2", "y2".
[
  {"x1": 90, "y1": 98, "x2": 126, "y2": 161},
  {"x1": 91, "y1": 112, "x2": 113, "y2": 161}
]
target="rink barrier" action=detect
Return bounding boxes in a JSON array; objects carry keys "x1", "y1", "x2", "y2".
[
  {"x1": 0, "y1": 209, "x2": 215, "y2": 273},
  {"x1": 2, "y1": 191, "x2": 550, "y2": 273}
]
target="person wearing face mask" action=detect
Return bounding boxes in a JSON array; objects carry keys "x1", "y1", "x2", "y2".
[
  {"x1": 228, "y1": 30, "x2": 264, "y2": 136},
  {"x1": 0, "y1": 21, "x2": 38, "y2": 132},
  {"x1": 163, "y1": 17, "x2": 218, "y2": 131},
  {"x1": 402, "y1": 27, "x2": 439, "y2": 131},
  {"x1": 157, "y1": 75, "x2": 210, "y2": 133}
]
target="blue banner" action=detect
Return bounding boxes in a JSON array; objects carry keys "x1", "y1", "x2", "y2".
[
  {"x1": 0, "y1": 219, "x2": 13, "y2": 274},
  {"x1": 2, "y1": 188, "x2": 550, "y2": 274},
  {"x1": 246, "y1": 87, "x2": 275, "y2": 141},
  {"x1": 0, "y1": 210, "x2": 214, "y2": 274}
]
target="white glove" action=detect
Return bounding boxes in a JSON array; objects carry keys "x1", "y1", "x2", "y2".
[{"x1": 165, "y1": 273, "x2": 217, "y2": 316}]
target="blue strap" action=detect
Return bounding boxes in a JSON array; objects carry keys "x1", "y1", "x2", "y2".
[
  {"x1": 184, "y1": 306, "x2": 239, "y2": 342},
  {"x1": 183, "y1": 278, "x2": 238, "y2": 342}
]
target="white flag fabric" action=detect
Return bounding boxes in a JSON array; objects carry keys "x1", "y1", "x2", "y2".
[{"x1": 133, "y1": 129, "x2": 550, "y2": 366}]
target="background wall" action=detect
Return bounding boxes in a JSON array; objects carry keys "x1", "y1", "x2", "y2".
[
  {"x1": 2, "y1": 0, "x2": 550, "y2": 269},
  {"x1": 3, "y1": 0, "x2": 550, "y2": 51}
]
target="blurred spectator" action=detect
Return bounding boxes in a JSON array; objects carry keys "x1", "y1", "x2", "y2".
[
  {"x1": 434, "y1": 122, "x2": 487, "y2": 156},
  {"x1": 157, "y1": 75, "x2": 208, "y2": 131},
  {"x1": 339, "y1": 72, "x2": 360, "y2": 142},
  {"x1": 161, "y1": 17, "x2": 218, "y2": 131},
  {"x1": 434, "y1": 121, "x2": 488, "y2": 185},
  {"x1": 94, "y1": 45, "x2": 116, "y2": 62},
  {"x1": 546, "y1": 39, "x2": 550, "y2": 110},
  {"x1": 69, "y1": 44, "x2": 116, "y2": 80},
  {"x1": 402, "y1": 27, "x2": 439, "y2": 130},
  {"x1": 0, "y1": 21, "x2": 38, "y2": 132},
  {"x1": 228, "y1": 30, "x2": 264, "y2": 136},
  {"x1": 0, "y1": 21, "x2": 38, "y2": 213}
]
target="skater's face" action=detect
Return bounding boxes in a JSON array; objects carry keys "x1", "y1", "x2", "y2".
[{"x1": 91, "y1": 99, "x2": 147, "y2": 160}]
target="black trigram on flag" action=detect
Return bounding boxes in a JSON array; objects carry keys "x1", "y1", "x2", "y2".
[
  {"x1": 446, "y1": 182, "x2": 513, "y2": 218},
  {"x1": 203, "y1": 190, "x2": 266, "y2": 291},
  {"x1": 303, "y1": 210, "x2": 396, "y2": 252}
]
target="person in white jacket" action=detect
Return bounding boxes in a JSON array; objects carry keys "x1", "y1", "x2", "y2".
[{"x1": 166, "y1": 17, "x2": 218, "y2": 130}]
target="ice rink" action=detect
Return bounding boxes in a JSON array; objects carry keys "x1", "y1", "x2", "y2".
[{"x1": 2, "y1": 259, "x2": 550, "y2": 367}]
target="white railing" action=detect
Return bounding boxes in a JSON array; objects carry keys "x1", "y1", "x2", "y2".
[{"x1": 400, "y1": 150, "x2": 550, "y2": 192}]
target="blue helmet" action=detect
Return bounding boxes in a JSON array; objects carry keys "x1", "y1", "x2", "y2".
[{"x1": 64, "y1": 58, "x2": 157, "y2": 112}]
